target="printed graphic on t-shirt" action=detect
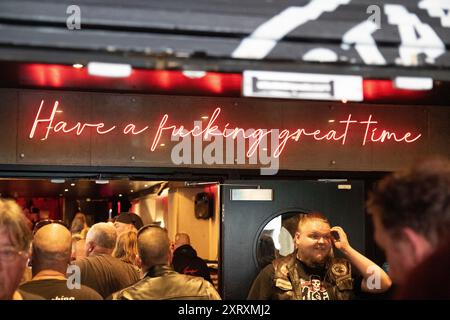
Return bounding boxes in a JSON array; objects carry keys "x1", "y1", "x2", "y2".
[
  {"x1": 52, "y1": 295, "x2": 76, "y2": 300},
  {"x1": 183, "y1": 266, "x2": 199, "y2": 275},
  {"x1": 300, "y1": 276, "x2": 330, "y2": 300}
]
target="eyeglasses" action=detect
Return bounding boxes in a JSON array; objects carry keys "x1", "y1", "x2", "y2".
[
  {"x1": 308, "y1": 233, "x2": 332, "y2": 242},
  {"x1": 33, "y1": 219, "x2": 69, "y2": 235},
  {"x1": 137, "y1": 223, "x2": 167, "y2": 238},
  {"x1": 0, "y1": 247, "x2": 28, "y2": 262}
]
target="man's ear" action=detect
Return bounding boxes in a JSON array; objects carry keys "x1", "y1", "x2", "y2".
[
  {"x1": 294, "y1": 231, "x2": 301, "y2": 248},
  {"x1": 28, "y1": 247, "x2": 33, "y2": 267},
  {"x1": 85, "y1": 241, "x2": 94, "y2": 256},
  {"x1": 168, "y1": 246, "x2": 173, "y2": 264},
  {"x1": 136, "y1": 255, "x2": 142, "y2": 269},
  {"x1": 401, "y1": 227, "x2": 433, "y2": 264}
]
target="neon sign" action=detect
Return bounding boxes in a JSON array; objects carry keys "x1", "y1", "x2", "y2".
[
  {"x1": 29, "y1": 100, "x2": 116, "y2": 139},
  {"x1": 28, "y1": 100, "x2": 422, "y2": 160}
]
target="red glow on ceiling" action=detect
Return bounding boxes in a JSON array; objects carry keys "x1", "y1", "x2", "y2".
[
  {"x1": 13, "y1": 63, "x2": 440, "y2": 103},
  {"x1": 205, "y1": 73, "x2": 223, "y2": 94},
  {"x1": 20, "y1": 63, "x2": 242, "y2": 96},
  {"x1": 205, "y1": 184, "x2": 218, "y2": 196},
  {"x1": 363, "y1": 79, "x2": 429, "y2": 101},
  {"x1": 22, "y1": 64, "x2": 83, "y2": 88}
]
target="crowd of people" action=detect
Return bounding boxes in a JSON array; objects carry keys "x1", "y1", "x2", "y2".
[
  {"x1": 0, "y1": 207, "x2": 217, "y2": 300},
  {"x1": 0, "y1": 157, "x2": 449, "y2": 300}
]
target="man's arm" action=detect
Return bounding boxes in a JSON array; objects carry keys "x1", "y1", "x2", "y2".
[{"x1": 331, "y1": 226, "x2": 392, "y2": 293}]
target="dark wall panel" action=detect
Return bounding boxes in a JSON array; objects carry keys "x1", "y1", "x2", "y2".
[
  {"x1": 0, "y1": 89, "x2": 446, "y2": 172},
  {"x1": 17, "y1": 90, "x2": 92, "y2": 165},
  {"x1": 0, "y1": 89, "x2": 17, "y2": 164},
  {"x1": 429, "y1": 106, "x2": 450, "y2": 158}
]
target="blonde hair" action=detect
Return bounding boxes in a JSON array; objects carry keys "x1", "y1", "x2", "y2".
[
  {"x1": 0, "y1": 199, "x2": 32, "y2": 251},
  {"x1": 113, "y1": 230, "x2": 138, "y2": 265}
]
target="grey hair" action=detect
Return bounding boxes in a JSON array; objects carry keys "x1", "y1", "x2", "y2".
[
  {"x1": 0, "y1": 199, "x2": 32, "y2": 251},
  {"x1": 87, "y1": 222, "x2": 117, "y2": 249}
]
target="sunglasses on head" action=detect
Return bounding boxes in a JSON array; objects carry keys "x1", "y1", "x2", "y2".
[{"x1": 33, "y1": 219, "x2": 69, "y2": 235}]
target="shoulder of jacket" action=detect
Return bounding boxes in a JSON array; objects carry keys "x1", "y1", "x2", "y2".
[
  {"x1": 272, "y1": 253, "x2": 296, "y2": 281},
  {"x1": 112, "y1": 278, "x2": 150, "y2": 300},
  {"x1": 272, "y1": 253, "x2": 295, "y2": 271}
]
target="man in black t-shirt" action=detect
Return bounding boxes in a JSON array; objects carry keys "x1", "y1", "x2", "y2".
[
  {"x1": 247, "y1": 212, "x2": 392, "y2": 300},
  {"x1": 172, "y1": 233, "x2": 212, "y2": 283},
  {"x1": 19, "y1": 223, "x2": 102, "y2": 300},
  {"x1": 74, "y1": 222, "x2": 140, "y2": 298}
]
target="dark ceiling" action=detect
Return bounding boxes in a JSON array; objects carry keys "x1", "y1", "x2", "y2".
[{"x1": 0, "y1": 178, "x2": 164, "y2": 199}]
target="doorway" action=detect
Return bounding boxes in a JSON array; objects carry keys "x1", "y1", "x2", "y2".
[
  {"x1": 221, "y1": 180, "x2": 365, "y2": 299},
  {"x1": 0, "y1": 177, "x2": 221, "y2": 290}
]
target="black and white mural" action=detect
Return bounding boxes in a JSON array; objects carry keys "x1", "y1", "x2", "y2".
[{"x1": 0, "y1": 0, "x2": 449, "y2": 72}]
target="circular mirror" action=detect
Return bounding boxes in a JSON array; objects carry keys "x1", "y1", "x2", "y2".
[{"x1": 255, "y1": 211, "x2": 307, "y2": 269}]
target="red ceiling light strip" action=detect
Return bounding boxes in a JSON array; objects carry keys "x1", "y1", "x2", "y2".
[
  {"x1": 20, "y1": 63, "x2": 242, "y2": 96},
  {"x1": 363, "y1": 79, "x2": 429, "y2": 101},
  {"x1": 18, "y1": 63, "x2": 435, "y2": 101}
]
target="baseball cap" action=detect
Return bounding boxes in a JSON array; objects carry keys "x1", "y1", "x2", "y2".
[{"x1": 114, "y1": 212, "x2": 144, "y2": 230}]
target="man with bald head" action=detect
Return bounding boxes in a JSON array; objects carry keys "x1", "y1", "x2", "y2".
[
  {"x1": 112, "y1": 225, "x2": 220, "y2": 300},
  {"x1": 19, "y1": 222, "x2": 102, "y2": 300},
  {"x1": 74, "y1": 222, "x2": 140, "y2": 298},
  {"x1": 172, "y1": 232, "x2": 212, "y2": 283}
]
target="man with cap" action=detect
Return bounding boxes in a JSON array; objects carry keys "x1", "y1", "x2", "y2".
[{"x1": 114, "y1": 212, "x2": 143, "y2": 236}]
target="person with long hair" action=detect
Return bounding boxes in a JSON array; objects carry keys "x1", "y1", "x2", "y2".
[
  {"x1": 70, "y1": 212, "x2": 89, "y2": 239},
  {"x1": 113, "y1": 230, "x2": 139, "y2": 267}
]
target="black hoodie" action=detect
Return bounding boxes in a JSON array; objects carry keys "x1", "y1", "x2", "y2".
[{"x1": 172, "y1": 244, "x2": 212, "y2": 283}]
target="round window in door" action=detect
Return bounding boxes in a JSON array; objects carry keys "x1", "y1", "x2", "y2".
[{"x1": 255, "y1": 211, "x2": 308, "y2": 270}]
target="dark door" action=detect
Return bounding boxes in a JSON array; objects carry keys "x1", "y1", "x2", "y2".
[{"x1": 221, "y1": 180, "x2": 365, "y2": 300}]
